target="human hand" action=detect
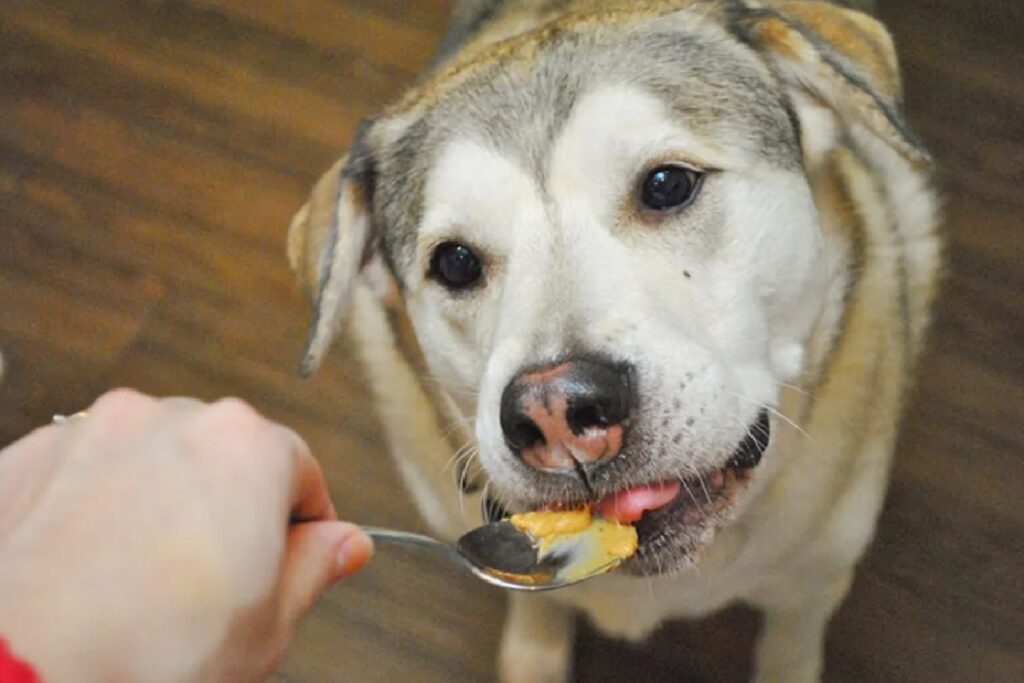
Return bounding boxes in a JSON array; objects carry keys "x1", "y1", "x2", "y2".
[{"x1": 0, "y1": 389, "x2": 372, "y2": 683}]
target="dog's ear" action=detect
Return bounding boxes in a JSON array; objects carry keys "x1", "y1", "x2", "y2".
[
  {"x1": 288, "y1": 120, "x2": 377, "y2": 376},
  {"x1": 739, "y1": 0, "x2": 929, "y2": 167}
]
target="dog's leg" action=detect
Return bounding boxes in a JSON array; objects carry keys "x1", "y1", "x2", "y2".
[
  {"x1": 750, "y1": 571, "x2": 853, "y2": 683},
  {"x1": 499, "y1": 595, "x2": 574, "y2": 683}
]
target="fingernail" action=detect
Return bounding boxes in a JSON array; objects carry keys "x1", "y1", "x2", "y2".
[{"x1": 336, "y1": 526, "x2": 373, "y2": 577}]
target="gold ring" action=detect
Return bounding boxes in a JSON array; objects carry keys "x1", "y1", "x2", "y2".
[{"x1": 52, "y1": 411, "x2": 88, "y2": 424}]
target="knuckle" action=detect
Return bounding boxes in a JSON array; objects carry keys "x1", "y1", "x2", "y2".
[
  {"x1": 91, "y1": 387, "x2": 154, "y2": 418},
  {"x1": 205, "y1": 398, "x2": 275, "y2": 452},
  {"x1": 209, "y1": 397, "x2": 265, "y2": 427}
]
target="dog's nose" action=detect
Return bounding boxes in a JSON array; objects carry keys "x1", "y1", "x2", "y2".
[{"x1": 500, "y1": 358, "x2": 632, "y2": 472}]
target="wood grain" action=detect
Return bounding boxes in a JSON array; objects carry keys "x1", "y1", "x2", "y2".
[{"x1": 1, "y1": 1, "x2": 1021, "y2": 681}]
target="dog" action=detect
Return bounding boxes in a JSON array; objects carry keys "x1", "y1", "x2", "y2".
[{"x1": 287, "y1": 1, "x2": 941, "y2": 680}]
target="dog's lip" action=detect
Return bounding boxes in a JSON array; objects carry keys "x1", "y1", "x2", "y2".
[{"x1": 724, "y1": 409, "x2": 771, "y2": 470}]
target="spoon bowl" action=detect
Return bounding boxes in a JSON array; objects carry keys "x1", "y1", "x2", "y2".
[{"x1": 364, "y1": 520, "x2": 627, "y2": 591}]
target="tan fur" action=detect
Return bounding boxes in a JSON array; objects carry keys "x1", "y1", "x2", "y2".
[
  {"x1": 287, "y1": 155, "x2": 374, "y2": 374},
  {"x1": 287, "y1": 156, "x2": 348, "y2": 298},
  {"x1": 388, "y1": 2, "x2": 717, "y2": 117},
  {"x1": 765, "y1": 0, "x2": 900, "y2": 97},
  {"x1": 742, "y1": 2, "x2": 929, "y2": 167}
]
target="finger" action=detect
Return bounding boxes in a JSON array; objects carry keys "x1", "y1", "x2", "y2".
[
  {"x1": 284, "y1": 431, "x2": 337, "y2": 523},
  {"x1": 72, "y1": 388, "x2": 164, "y2": 451},
  {"x1": 0, "y1": 425, "x2": 65, "y2": 537},
  {"x1": 86, "y1": 387, "x2": 161, "y2": 418},
  {"x1": 0, "y1": 422, "x2": 62, "y2": 463},
  {"x1": 277, "y1": 521, "x2": 373, "y2": 628},
  {"x1": 195, "y1": 398, "x2": 336, "y2": 522}
]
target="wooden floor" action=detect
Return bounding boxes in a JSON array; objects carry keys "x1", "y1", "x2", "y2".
[{"x1": 1, "y1": 1, "x2": 1021, "y2": 681}]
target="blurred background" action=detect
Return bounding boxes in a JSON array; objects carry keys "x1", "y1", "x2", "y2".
[{"x1": 0, "y1": 1, "x2": 1021, "y2": 681}]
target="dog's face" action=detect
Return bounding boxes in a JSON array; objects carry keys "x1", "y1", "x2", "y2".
[{"x1": 290, "y1": 3, "x2": 921, "y2": 575}]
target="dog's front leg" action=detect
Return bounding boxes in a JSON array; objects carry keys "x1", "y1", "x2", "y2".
[
  {"x1": 750, "y1": 571, "x2": 853, "y2": 683},
  {"x1": 499, "y1": 594, "x2": 574, "y2": 683}
]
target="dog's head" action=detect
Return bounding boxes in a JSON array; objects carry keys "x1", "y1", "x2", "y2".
[{"x1": 289, "y1": 1, "x2": 925, "y2": 574}]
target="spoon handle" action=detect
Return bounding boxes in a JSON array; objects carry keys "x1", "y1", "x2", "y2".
[{"x1": 362, "y1": 526, "x2": 464, "y2": 562}]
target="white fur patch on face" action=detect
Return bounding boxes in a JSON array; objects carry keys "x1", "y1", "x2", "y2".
[
  {"x1": 549, "y1": 86, "x2": 685, "y2": 228},
  {"x1": 408, "y1": 138, "x2": 547, "y2": 408},
  {"x1": 417, "y1": 138, "x2": 545, "y2": 278},
  {"x1": 720, "y1": 171, "x2": 826, "y2": 382},
  {"x1": 548, "y1": 85, "x2": 745, "y2": 216}
]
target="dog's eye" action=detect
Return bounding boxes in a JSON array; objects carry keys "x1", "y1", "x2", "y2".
[
  {"x1": 640, "y1": 165, "x2": 702, "y2": 212},
  {"x1": 429, "y1": 241, "x2": 484, "y2": 290}
]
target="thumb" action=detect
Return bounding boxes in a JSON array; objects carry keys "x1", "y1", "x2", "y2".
[{"x1": 278, "y1": 521, "x2": 373, "y2": 628}]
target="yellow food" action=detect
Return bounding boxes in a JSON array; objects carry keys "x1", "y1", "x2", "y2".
[
  {"x1": 587, "y1": 521, "x2": 639, "y2": 561},
  {"x1": 510, "y1": 507, "x2": 592, "y2": 541},
  {"x1": 510, "y1": 507, "x2": 638, "y2": 580}
]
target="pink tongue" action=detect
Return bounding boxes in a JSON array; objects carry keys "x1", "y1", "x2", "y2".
[{"x1": 595, "y1": 480, "x2": 682, "y2": 523}]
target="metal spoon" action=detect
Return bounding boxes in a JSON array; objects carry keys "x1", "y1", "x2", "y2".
[{"x1": 363, "y1": 520, "x2": 627, "y2": 591}]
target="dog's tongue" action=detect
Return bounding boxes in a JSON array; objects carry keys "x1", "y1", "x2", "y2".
[{"x1": 594, "y1": 480, "x2": 681, "y2": 523}]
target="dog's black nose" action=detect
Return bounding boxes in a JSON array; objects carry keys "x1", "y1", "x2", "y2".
[{"x1": 499, "y1": 358, "x2": 633, "y2": 471}]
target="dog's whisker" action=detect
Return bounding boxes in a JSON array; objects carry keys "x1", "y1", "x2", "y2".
[
  {"x1": 435, "y1": 420, "x2": 472, "y2": 450},
  {"x1": 774, "y1": 380, "x2": 820, "y2": 404},
  {"x1": 678, "y1": 476, "x2": 701, "y2": 510},
  {"x1": 447, "y1": 438, "x2": 475, "y2": 467},
  {"x1": 454, "y1": 455, "x2": 478, "y2": 495},
  {"x1": 720, "y1": 388, "x2": 812, "y2": 441},
  {"x1": 762, "y1": 404, "x2": 811, "y2": 441},
  {"x1": 695, "y1": 472, "x2": 713, "y2": 507},
  {"x1": 456, "y1": 448, "x2": 480, "y2": 518},
  {"x1": 459, "y1": 447, "x2": 481, "y2": 484},
  {"x1": 478, "y1": 479, "x2": 495, "y2": 523},
  {"x1": 458, "y1": 446, "x2": 484, "y2": 486},
  {"x1": 442, "y1": 438, "x2": 477, "y2": 474},
  {"x1": 419, "y1": 372, "x2": 480, "y2": 395}
]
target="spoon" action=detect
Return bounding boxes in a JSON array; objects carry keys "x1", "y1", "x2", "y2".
[{"x1": 363, "y1": 520, "x2": 628, "y2": 591}]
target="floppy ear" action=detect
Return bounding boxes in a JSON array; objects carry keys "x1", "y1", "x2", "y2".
[
  {"x1": 288, "y1": 122, "x2": 377, "y2": 376},
  {"x1": 740, "y1": 0, "x2": 929, "y2": 167}
]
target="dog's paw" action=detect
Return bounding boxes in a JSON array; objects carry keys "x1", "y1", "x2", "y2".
[
  {"x1": 583, "y1": 605, "x2": 660, "y2": 643},
  {"x1": 752, "y1": 628, "x2": 825, "y2": 683},
  {"x1": 752, "y1": 660, "x2": 821, "y2": 683},
  {"x1": 498, "y1": 631, "x2": 572, "y2": 683},
  {"x1": 498, "y1": 596, "x2": 573, "y2": 683}
]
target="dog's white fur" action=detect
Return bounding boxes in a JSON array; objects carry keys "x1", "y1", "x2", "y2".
[{"x1": 289, "y1": 2, "x2": 941, "y2": 680}]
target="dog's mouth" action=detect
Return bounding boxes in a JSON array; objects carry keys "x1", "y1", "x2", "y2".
[
  {"x1": 617, "y1": 409, "x2": 771, "y2": 575},
  {"x1": 615, "y1": 464, "x2": 756, "y2": 575},
  {"x1": 485, "y1": 409, "x2": 772, "y2": 576}
]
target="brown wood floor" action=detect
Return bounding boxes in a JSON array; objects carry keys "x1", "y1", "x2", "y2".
[{"x1": 1, "y1": 1, "x2": 1021, "y2": 681}]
